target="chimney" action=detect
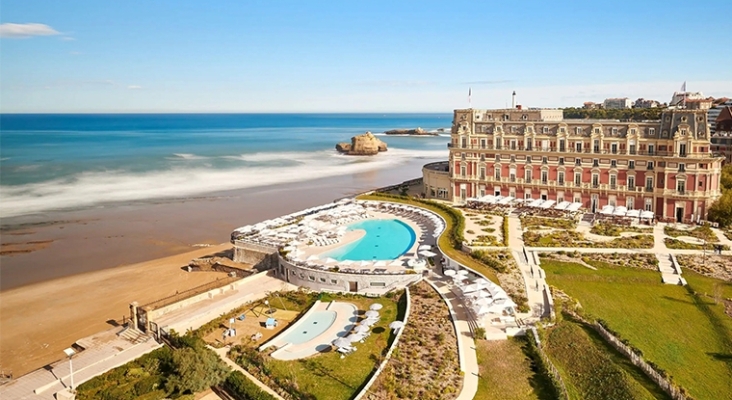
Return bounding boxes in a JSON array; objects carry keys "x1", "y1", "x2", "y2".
[
  {"x1": 512, "y1": 91, "x2": 517, "y2": 109},
  {"x1": 517, "y1": 105, "x2": 522, "y2": 110}
]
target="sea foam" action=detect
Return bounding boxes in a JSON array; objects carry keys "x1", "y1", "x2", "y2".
[{"x1": 0, "y1": 148, "x2": 445, "y2": 218}]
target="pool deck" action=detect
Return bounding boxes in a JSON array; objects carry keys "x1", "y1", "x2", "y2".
[
  {"x1": 268, "y1": 301, "x2": 358, "y2": 360},
  {"x1": 297, "y1": 210, "x2": 426, "y2": 273}
]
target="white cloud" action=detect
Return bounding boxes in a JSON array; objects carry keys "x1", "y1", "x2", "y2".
[
  {"x1": 0, "y1": 23, "x2": 60, "y2": 38},
  {"x1": 60, "y1": 36, "x2": 75, "y2": 41},
  {"x1": 127, "y1": 85, "x2": 143, "y2": 90}
]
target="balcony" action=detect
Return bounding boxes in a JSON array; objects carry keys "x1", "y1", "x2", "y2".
[
  {"x1": 447, "y1": 143, "x2": 454, "y2": 148},
  {"x1": 645, "y1": 187, "x2": 653, "y2": 192}
]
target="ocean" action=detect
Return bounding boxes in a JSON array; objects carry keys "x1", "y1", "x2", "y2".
[{"x1": 0, "y1": 113, "x2": 451, "y2": 218}]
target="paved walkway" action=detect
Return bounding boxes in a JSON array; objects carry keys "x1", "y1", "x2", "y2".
[
  {"x1": 507, "y1": 216, "x2": 551, "y2": 322},
  {"x1": 425, "y1": 276, "x2": 479, "y2": 400},
  {"x1": 0, "y1": 328, "x2": 161, "y2": 400},
  {"x1": 208, "y1": 346, "x2": 285, "y2": 400}
]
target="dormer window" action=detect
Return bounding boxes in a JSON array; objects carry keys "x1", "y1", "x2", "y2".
[
  {"x1": 649, "y1": 128, "x2": 655, "y2": 136},
  {"x1": 522, "y1": 114, "x2": 528, "y2": 120},
  {"x1": 612, "y1": 127, "x2": 618, "y2": 135},
  {"x1": 576, "y1": 127, "x2": 582, "y2": 135},
  {"x1": 543, "y1": 126, "x2": 549, "y2": 134}
]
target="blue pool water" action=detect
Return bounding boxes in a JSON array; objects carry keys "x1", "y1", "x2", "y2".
[
  {"x1": 279, "y1": 311, "x2": 336, "y2": 345},
  {"x1": 326, "y1": 219, "x2": 416, "y2": 261}
]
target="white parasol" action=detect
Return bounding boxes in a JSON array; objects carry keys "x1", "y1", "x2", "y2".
[{"x1": 369, "y1": 303, "x2": 383, "y2": 311}]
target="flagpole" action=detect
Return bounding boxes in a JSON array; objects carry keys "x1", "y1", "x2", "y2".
[{"x1": 469, "y1": 87, "x2": 472, "y2": 109}]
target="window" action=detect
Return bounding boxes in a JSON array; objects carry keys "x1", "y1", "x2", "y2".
[
  {"x1": 480, "y1": 154, "x2": 485, "y2": 162},
  {"x1": 437, "y1": 188, "x2": 448, "y2": 198},
  {"x1": 593, "y1": 140, "x2": 600, "y2": 153},
  {"x1": 592, "y1": 174, "x2": 599, "y2": 187},
  {"x1": 319, "y1": 277, "x2": 326, "y2": 283},
  {"x1": 541, "y1": 170, "x2": 548, "y2": 184},
  {"x1": 526, "y1": 156, "x2": 532, "y2": 164},
  {"x1": 648, "y1": 144, "x2": 655, "y2": 155},
  {"x1": 526, "y1": 139, "x2": 533, "y2": 151},
  {"x1": 627, "y1": 197, "x2": 635, "y2": 210},
  {"x1": 480, "y1": 139, "x2": 486, "y2": 149},
  {"x1": 495, "y1": 154, "x2": 501, "y2": 162},
  {"x1": 629, "y1": 160, "x2": 635, "y2": 169},
  {"x1": 630, "y1": 128, "x2": 636, "y2": 135},
  {"x1": 558, "y1": 172, "x2": 565, "y2": 185},
  {"x1": 649, "y1": 128, "x2": 656, "y2": 136},
  {"x1": 574, "y1": 172, "x2": 582, "y2": 187},
  {"x1": 559, "y1": 157, "x2": 564, "y2": 165},
  {"x1": 677, "y1": 180, "x2": 685, "y2": 194},
  {"x1": 525, "y1": 169, "x2": 532, "y2": 182},
  {"x1": 611, "y1": 143, "x2": 618, "y2": 154},
  {"x1": 494, "y1": 168, "x2": 501, "y2": 180},
  {"x1": 627, "y1": 176, "x2": 635, "y2": 188},
  {"x1": 510, "y1": 155, "x2": 516, "y2": 163},
  {"x1": 679, "y1": 163, "x2": 685, "y2": 172},
  {"x1": 460, "y1": 165, "x2": 466, "y2": 177},
  {"x1": 543, "y1": 126, "x2": 549, "y2": 134},
  {"x1": 461, "y1": 137, "x2": 467, "y2": 148},
  {"x1": 629, "y1": 144, "x2": 636, "y2": 155},
  {"x1": 575, "y1": 142, "x2": 583, "y2": 152},
  {"x1": 331, "y1": 279, "x2": 338, "y2": 284},
  {"x1": 370, "y1": 282, "x2": 386, "y2": 287},
  {"x1": 645, "y1": 198, "x2": 653, "y2": 211},
  {"x1": 574, "y1": 194, "x2": 582, "y2": 203},
  {"x1": 612, "y1": 127, "x2": 618, "y2": 135},
  {"x1": 559, "y1": 139, "x2": 566, "y2": 152},
  {"x1": 610, "y1": 174, "x2": 617, "y2": 189},
  {"x1": 542, "y1": 156, "x2": 548, "y2": 164},
  {"x1": 647, "y1": 161, "x2": 654, "y2": 170},
  {"x1": 645, "y1": 177, "x2": 654, "y2": 191},
  {"x1": 480, "y1": 166, "x2": 486, "y2": 180},
  {"x1": 511, "y1": 126, "x2": 518, "y2": 134},
  {"x1": 308, "y1": 276, "x2": 315, "y2": 281},
  {"x1": 575, "y1": 158, "x2": 582, "y2": 166},
  {"x1": 611, "y1": 160, "x2": 617, "y2": 168},
  {"x1": 593, "y1": 159, "x2": 599, "y2": 167},
  {"x1": 510, "y1": 139, "x2": 517, "y2": 150},
  {"x1": 576, "y1": 127, "x2": 583, "y2": 135}
]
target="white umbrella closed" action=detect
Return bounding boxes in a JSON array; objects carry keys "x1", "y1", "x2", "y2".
[
  {"x1": 361, "y1": 318, "x2": 378, "y2": 326},
  {"x1": 353, "y1": 325, "x2": 371, "y2": 334},
  {"x1": 364, "y1": 310, "x2": 380, "y2": 318},
  {"x1": 324, "y1": 257, "x2": 338, "y2": 265},
  {"x1": 473, "y1": 278, "x2": 490, "y2": 285},
  {"x1": 443, "y1": 269, "x2": 457, "y2": 277},
  {"x1": 369, "y1": 303, "x2": 383, "y2": 311},
  {"x1": 339, "y1": 260, "x2": 354, "y2": 266},
  {"x1": 389, "y1": 321, "x2": 405, "y2": 330},
  {"x1": 457, "y1": 270, "x2": 469, "y2": 277},
  {"x1": 347, "y1": 333, "x2": 366, "y2": 342},
  {"x1": 418, "y1": 244, "x2": 432, "y2": 251},
  {"x1": 419, "y1": 250, "x2": 437, "y2": 257},
  {"x1": 333, "y1": 337, "x2": 352, "y2": 348},
  {"x1": 306, "y1": 255, "x2": 319, "y2": 261},
  {"x1": 359, "y1": 260, "x2": 372, "y2": 267}
]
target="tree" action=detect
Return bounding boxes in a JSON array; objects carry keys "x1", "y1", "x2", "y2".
[
  {"x1": 708, "y1": 190, "x2": 732, "y2": 228},
  {"x1": 720, "y1": 165, "x2": 732, "y2": 191},
  {"x1": 166, "y1": 347, "x2": 230, "y2": 394}
]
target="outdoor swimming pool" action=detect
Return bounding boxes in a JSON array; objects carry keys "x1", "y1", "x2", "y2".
[
  {"x1": 326, "y1": 219, "x2": 416, "y2": 261},
  {"x1": 277, "y1": 310, "x2": 336, "y2": 345}
]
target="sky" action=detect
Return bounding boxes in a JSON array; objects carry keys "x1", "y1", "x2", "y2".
[{"x1": 1, "y1": 0, "x2": 730, "y2": 113}]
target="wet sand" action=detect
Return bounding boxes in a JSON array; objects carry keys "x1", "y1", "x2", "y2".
[{"x1": 0, "y1": 159, "x2": 438, "y2": 376}]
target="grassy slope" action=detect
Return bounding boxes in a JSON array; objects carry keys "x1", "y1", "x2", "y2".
[
  {"x1": 543, "y1": 259, "x2": 732, "y2": 400},
  {"x1": 357, "y1": 194, "x2": 499, "y2": 283},
  {"x1": 253, "y1": 295, "x2": 402, "y2": 400},
  {"x1": 475, "y1": 337, "x2": 554, "y2": 400}
]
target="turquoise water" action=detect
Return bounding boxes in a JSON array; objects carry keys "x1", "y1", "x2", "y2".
[
  {"x1": 326, "y1": 219, "x2": 416, "y2": 261},
  {"x1": 279, "y1": 310, "x2": 336, "y2": 345},
  {"x1": 0, "y1": 114, "x2": 449, "y2": 217}
]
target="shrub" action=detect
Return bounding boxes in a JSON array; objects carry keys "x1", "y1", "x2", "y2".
[
  {"x1": 224, "y1": 371, "x2": 277, "y2": 400},
  {"x1": 502, "y1": 216, "x2": 509, "y2": 246}
]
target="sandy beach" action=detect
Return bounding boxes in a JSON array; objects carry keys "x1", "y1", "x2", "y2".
[{"x1": 0, "y1": 160, "x2": 435, "y2": 377}]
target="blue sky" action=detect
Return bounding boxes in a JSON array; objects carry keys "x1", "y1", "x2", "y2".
[{"x1": 1, "y1": 0, "x2": 730, "y2": 112}]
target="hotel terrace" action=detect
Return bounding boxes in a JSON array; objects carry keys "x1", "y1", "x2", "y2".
[{"x1": 424, "y1": 105, "x2": 725, "y2": 223}]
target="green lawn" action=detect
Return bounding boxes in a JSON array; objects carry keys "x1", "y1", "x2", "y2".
[
  {"x1": 475, "y1": 337, "x2": 555, "y2": 400},
  {"x1": 545, "y1": 320, "x2": 670, "y2": 400},
  {"x1": 231, "y1": 292, "x2": 405, "y2": 400},
  {"x1": 542, "y1": 259, "x2": 732, "y2": 400}
]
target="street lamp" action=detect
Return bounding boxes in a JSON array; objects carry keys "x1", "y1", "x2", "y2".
[
  {"x1": 265, "y1": 300, "x2": 273, "y2": 315},
  {"x1": 63, "y1": 347, "x2": 76, "y2": 392}
]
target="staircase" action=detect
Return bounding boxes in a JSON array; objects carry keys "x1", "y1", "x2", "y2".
[
  {"x1": 118, "y1": 327, "x2": 152, "y2": 344},
  {"x1": 579, "y1": 213, "x2": 595, "y2": 226},
  {"x1": 656, "y1": 254, "x2": 686, "y2": 285}
]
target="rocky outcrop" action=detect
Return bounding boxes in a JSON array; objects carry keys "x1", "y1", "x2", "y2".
[
  {"x1": 336, "y1": 132, "x2": 387, "y2": 156},
  {"x1": 384, "y1": 127, "x2": 438, "y2": 136}
]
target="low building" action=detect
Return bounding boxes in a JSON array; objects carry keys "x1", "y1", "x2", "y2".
[
  {"x1": 432, "y1": 105, "x2": 725, "y2": 223},
  {"x1": 603, "y1": 97, "x2": 632, "y2": 109},
  {"x1": 633, "y1": 98, "x2": 660, "y2": 108},
  {"x1": 711, "y1": 106, "x2": 732, "y2": 164},
  {"x1": 670, "y1": 91, "x2": 705, "y2": 107},
  {"x1": 423, "y1": 161, "x2": 451, "y2": 200}
]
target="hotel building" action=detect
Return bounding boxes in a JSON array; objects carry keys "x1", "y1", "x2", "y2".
[{"x1": 424, "y1": 106, "x2": 725, "y2": 223}]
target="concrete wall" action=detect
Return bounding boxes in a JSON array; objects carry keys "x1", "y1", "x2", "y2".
[
  {"x1": 233, "y1": 241, "x2": 279, "y2": 270},
  {"x1": 278, "y1": 258, "x2": 421, "y2": 295}
]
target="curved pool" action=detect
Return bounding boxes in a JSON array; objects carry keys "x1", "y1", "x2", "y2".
[
  {"x1": 278, "y1": 310, "x2": 336, "y2": 345},
  {"x1": 325, "y1": 219, "x2": 416, "y2": 261}
]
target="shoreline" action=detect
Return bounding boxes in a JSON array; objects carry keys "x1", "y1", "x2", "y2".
[
  {"x1": 0, "y1": 160, "x2": 434, "y2": 376},
  {"x1": 0, "y1": 158, "x2": 438, "y2": 291}
]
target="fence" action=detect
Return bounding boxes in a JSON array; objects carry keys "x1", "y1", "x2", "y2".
[
  {"x1": 352, "y1": 287, "x2": 411, "y2": 400},
  {"x1": 528, "y1": 327, "x2": 570, "y2": 400}
]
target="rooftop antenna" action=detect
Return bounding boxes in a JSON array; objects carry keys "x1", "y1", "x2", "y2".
[{"x1": 512, "y1": 91, "x2": 517, "y2": 108}]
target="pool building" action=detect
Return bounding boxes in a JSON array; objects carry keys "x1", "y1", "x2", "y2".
[{"x1": 231, "y1": 199, "x2": 446, "y2": 295}]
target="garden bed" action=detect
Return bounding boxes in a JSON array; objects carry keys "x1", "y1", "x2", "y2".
[
  {"x1": 229, "y1": 292, "x2": 404, "y2": 400},
  {"x1": 364, "y1": 281, "x2": 461, "y2": 399},
  {"x1": 664, "y1": 238, "x2": 729, "y2": 250},
  {"x1": 521, "y1": 216, "x2": 576, "y2": 230},
  {"x1": 676, "y1": 254, "x2": 732, "y2": 281},
  {"x1": 524, "y1": 230, "x2": 654, "y2": 249},
  {"x1": 542, "y1": 252, "x2": 658, "y2": 271},
  {"x1": 664, "y1": 225, "x2": 718, "y2": 242},
  {"x1": 590, "y1": 222, "x2": 652, "y2": 237}
]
